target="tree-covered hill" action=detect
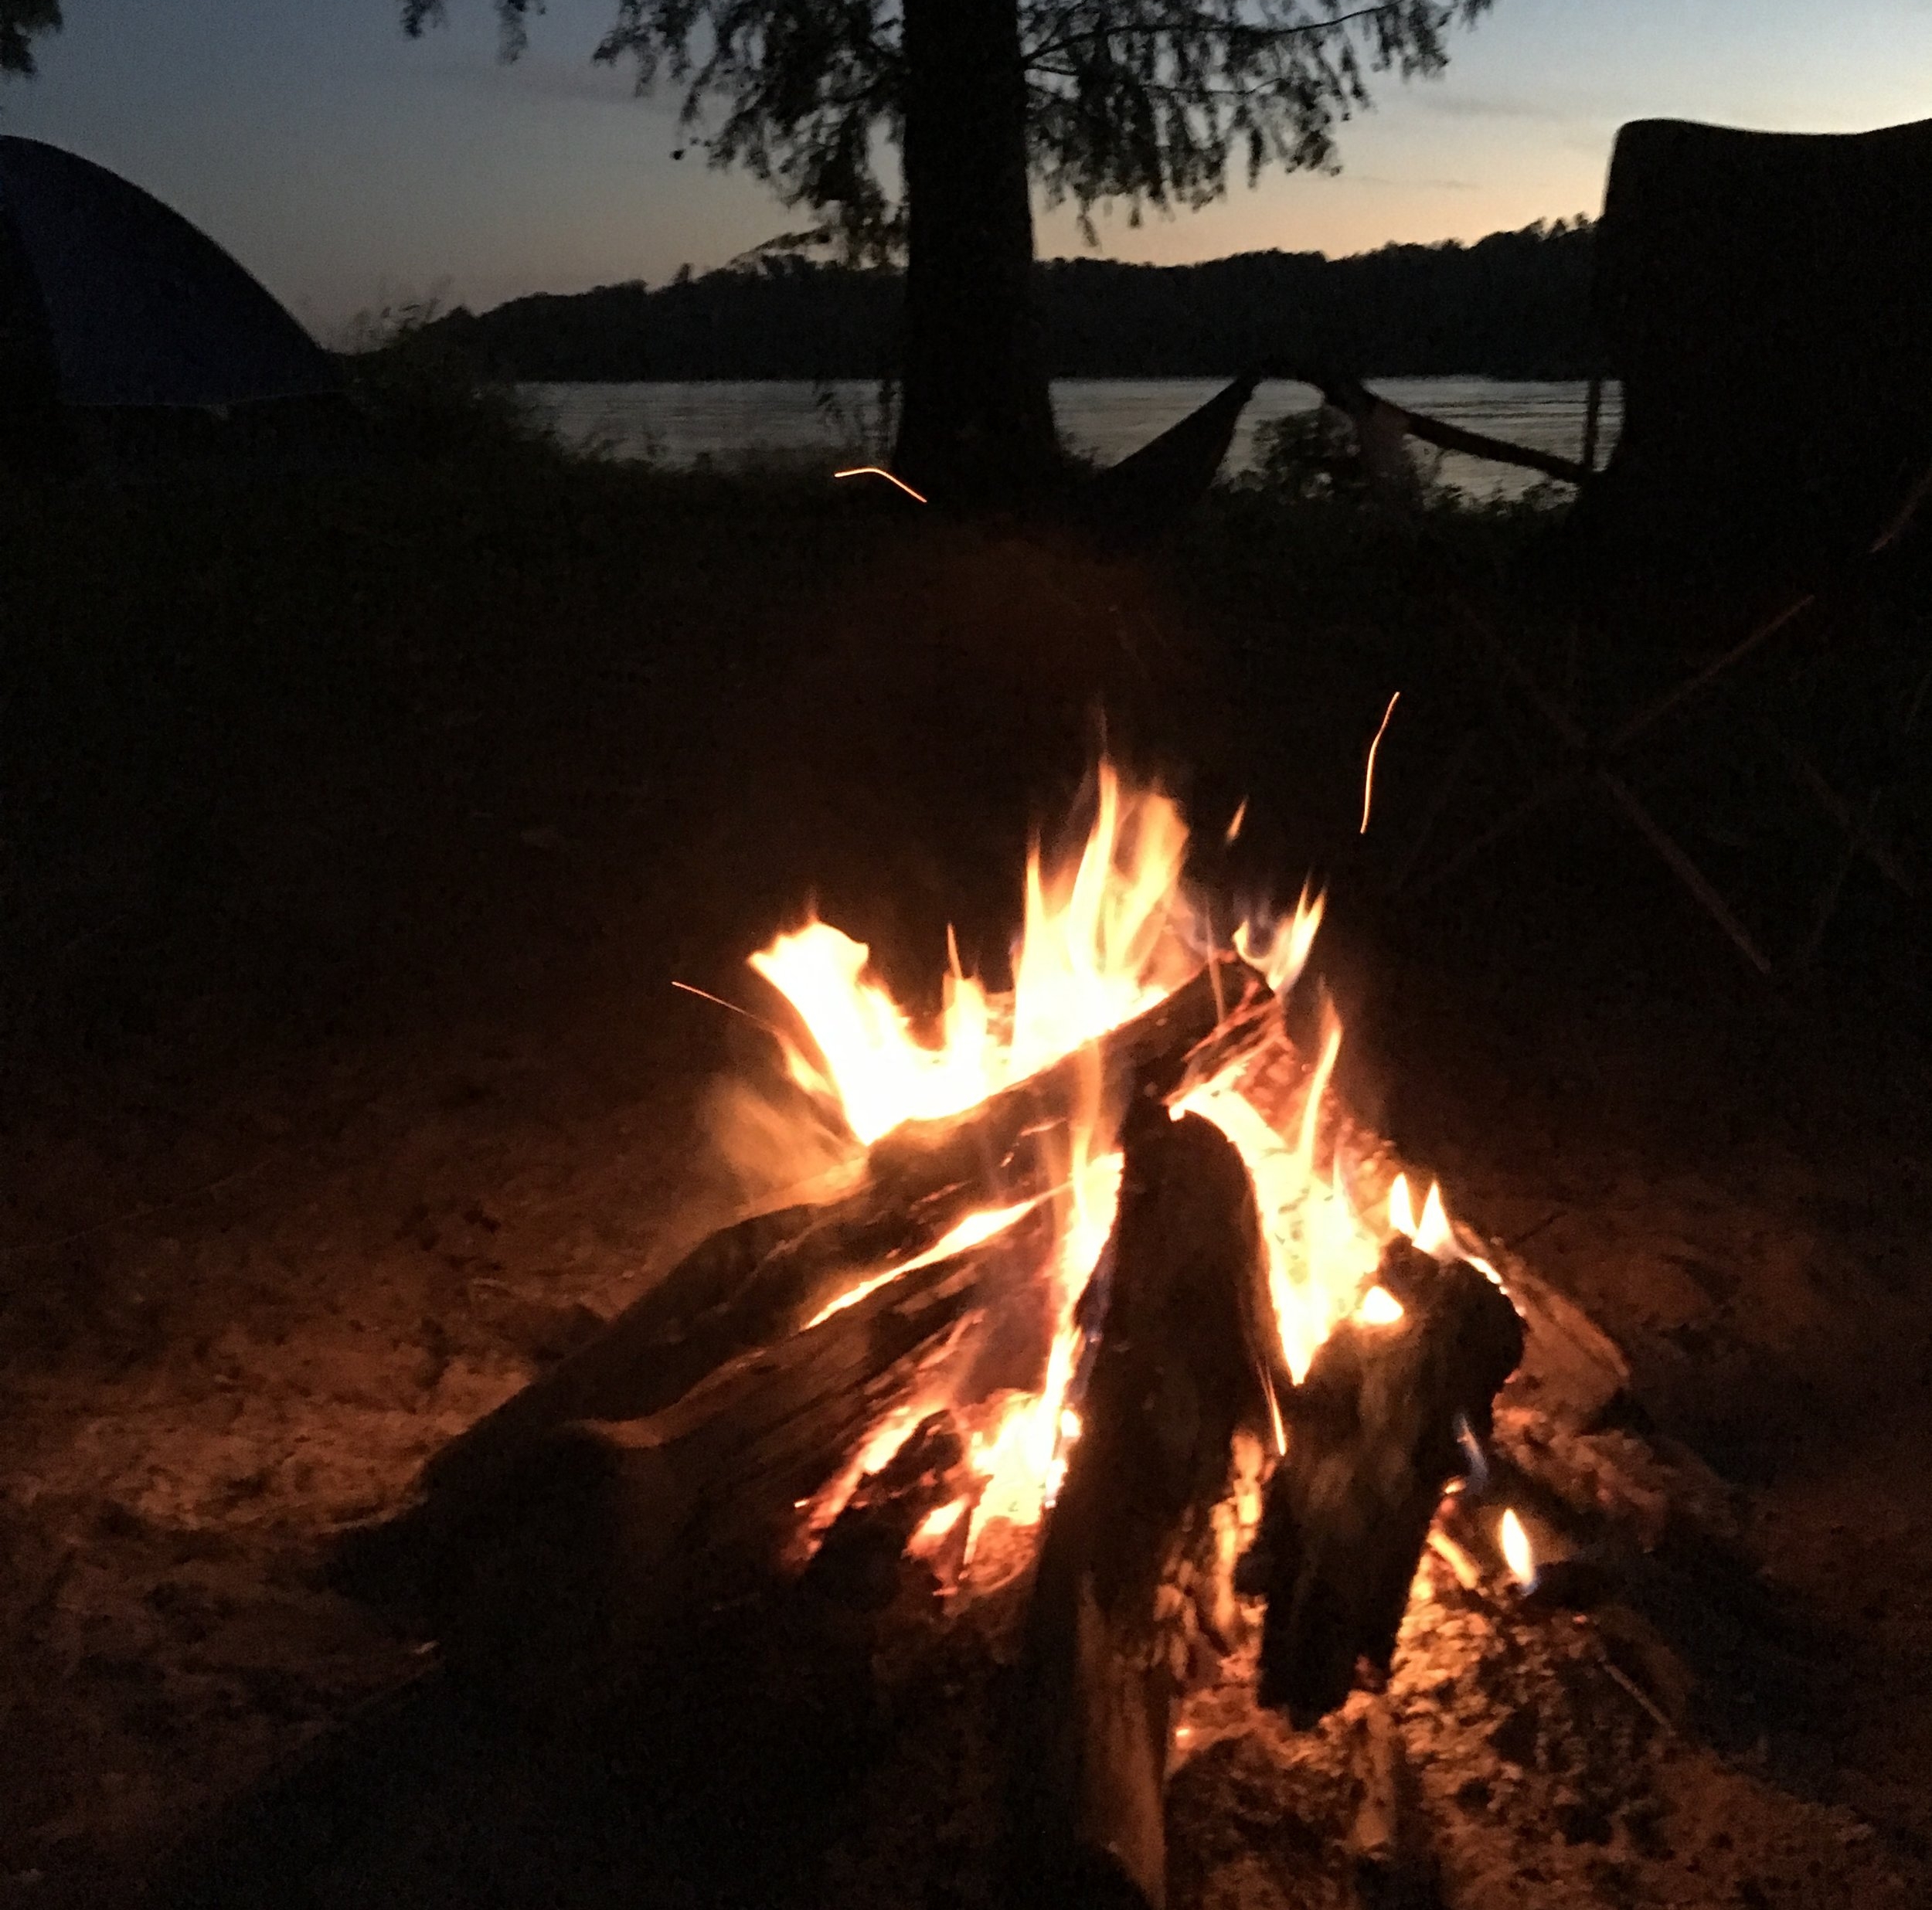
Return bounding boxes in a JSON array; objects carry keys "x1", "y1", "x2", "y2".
[{"x1": 422, "y1": 217, "x2": 1597, "y2": 383}]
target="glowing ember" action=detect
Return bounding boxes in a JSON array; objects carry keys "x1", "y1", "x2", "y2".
[
  {"x1": 910, "y1": 1497, "x2": 968, "y2": 1551},
  {"x1": 1499, "y1": 1507, "x2": 1538, "y2": 1589},
  {"x1": 803, "y1": 1199, "x2": 1039, "y2": 1329},
  {"x1": 1355, "y1": 1284, "x2": 1405, "y2": 1326}
]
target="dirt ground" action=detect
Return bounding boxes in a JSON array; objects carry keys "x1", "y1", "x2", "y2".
[{"x1": 2, "y1": 477, "x2": 1927, "y2": 1906}]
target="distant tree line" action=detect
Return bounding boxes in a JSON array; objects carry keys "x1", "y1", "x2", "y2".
[{"x1": 421, "y1": 216, "x2": 1598, "y2": 386}]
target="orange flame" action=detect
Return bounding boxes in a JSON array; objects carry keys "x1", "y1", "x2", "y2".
[
  {"x1": 746, "y1": 762, "x2": 1442, "y2": 1578},
  {"x1": 752, "y1": 764, "x2": 1192, "y2": 1148},
  {"x1": 1388, "y1": 1171, "x2": 1455, "y2": 1258},
  {"x1": 1232, "y1": 883, "x2": 1325, "y2": 994},
  {"x1": 1180, "y1": 1002, "x2": 1383, "y2": 1384},
  {"x1": 1355, "y1": 1284, "x2": 1404, "y2": 1326},
  {"x1": 910, "y1": 1497, "x2": 968, "y2": 1553},
  {"x1": 1499, "y1": 1507, "x2": 1537, "y2": 1589}
]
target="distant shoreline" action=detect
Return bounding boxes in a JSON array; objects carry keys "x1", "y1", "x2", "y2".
[
  {"x1": 523, "y1": 375, "x2": 1621, "y2": 501},
  {"x1": 510, "y1": 370, "x2": 1598, "y2": 387},
  {"x1": 418, "y1": 219, "x2": 1598, "y2": 387}
]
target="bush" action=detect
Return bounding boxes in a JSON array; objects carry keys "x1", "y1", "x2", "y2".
[
  {"x1": 337, "y1": 298, "x2": 569, "y2": 464},
  {"x1": 1245, "y1": 405, "x2": 1451, "y2": 510}
]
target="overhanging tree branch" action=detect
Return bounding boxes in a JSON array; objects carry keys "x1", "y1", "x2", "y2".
[{"x1": 0, "y1": 0, "x2": 62, "y2": 79}]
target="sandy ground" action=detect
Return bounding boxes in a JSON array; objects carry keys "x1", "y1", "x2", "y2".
[{"x1": 3, "y1": 497, "x2": 1928, "y2": 1905}]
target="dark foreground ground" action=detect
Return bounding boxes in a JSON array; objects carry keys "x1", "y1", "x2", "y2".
[{"x1": 2, "y1": 454, "x2": 1929, "y2": 1907}]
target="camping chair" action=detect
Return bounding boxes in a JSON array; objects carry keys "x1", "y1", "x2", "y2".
[{"x1": 1302, "y1": 116, "x2": 1932, "y2": 977}]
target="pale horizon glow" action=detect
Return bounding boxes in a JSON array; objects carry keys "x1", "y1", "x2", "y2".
[{"x1": 2, "y1": 0, "x2": 1927, "y2": 336}]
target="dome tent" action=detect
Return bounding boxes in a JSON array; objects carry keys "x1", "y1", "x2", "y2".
[{"x1": 0, "y1": 134, "x2": 345, "y2": 472}]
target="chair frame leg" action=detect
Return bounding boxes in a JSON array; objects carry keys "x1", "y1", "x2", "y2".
[
  {"x1": 1386, "y1": 726, "x2": 1478, "y2": 894},
  {"x1": 1596, "y1": 769, "x2": 1774, "y2": 975},
  {"x1": 1383, "y1": 447, "x2": 1932, "y2": 981}
]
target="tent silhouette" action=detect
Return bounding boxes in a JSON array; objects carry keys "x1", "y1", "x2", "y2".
[{"x1": 0, "y1": 134, "x2": 342, "y2": 470}]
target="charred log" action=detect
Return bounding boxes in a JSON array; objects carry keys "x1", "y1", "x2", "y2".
[
  {"x1": 1250, "y1": 1237, "x2": 1525, "y2": 1728},
  {"x1": 1005, "y1": 1106, "x2": 1274, "y2": 1910},
  {"x1": 431, "y1": 1228, "x2": 1014, "y2": 1723}
]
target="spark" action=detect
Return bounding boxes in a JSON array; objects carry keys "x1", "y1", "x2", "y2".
[
  {"x1": 671, "y1": 979, "x2": 784, "y2": 1039},
  {"x1": 1359, "y1": 690, "x2": 1403, "y2": 835},
  {"x1": 1225, "y1": 797, "x2": 1247, "y2": 845},
  {"x1": 834, "y1": 465, "x2": 928, "y2": 504}
]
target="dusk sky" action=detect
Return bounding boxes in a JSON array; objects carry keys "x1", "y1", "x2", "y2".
[{"x1": 3, "y1": 1, "x2": 1927, "y2": 339}]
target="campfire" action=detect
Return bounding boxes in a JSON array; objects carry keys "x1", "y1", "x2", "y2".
[{"x1": 359, "y1": 760, "x2": 1662, "y2": 1907}]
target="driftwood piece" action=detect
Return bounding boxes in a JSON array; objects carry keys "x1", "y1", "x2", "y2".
[
  {"x1": 390, "y1": 953, "x2": 1268, "y2": 1555},
  {"x1": 1006, "y1": 1106, "x2": 1274, "y2": 1910},
  {"x1": 1251, "y1": 1236, "x2": 1525, "y2": 1727}
]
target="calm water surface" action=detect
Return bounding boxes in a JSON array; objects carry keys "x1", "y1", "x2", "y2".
[{"x1": 525, "y1": 377, "x2": 1622, "y2": 501}]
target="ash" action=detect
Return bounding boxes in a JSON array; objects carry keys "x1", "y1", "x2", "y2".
[{"x1": 1163, "y1": 1553, "x2": 1910, "y2": 1910}]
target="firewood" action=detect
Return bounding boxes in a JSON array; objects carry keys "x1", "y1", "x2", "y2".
[
  {"x1": 431, "y1": 1223, "x2": 1022, "y2": 1721},
  {"x1": 1483, "y1": 1242, "x2": 1630, "y2": 1430},
  {"x1": 1250, "y1": 1236, "x2": 1524, "y2": 1728},
  {"x1": 1005, "y1": 1105, "x2": 1274, "y2": 1910},
  {"x1": 369, "y1": 953, "x2": 1268, "y2": 1573}
]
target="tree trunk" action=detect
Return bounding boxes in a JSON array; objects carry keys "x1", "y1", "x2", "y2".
[{"x1": 893, "y1": 0, "x2": 1061, "y2": 506}]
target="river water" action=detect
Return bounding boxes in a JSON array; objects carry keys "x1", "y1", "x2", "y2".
[{"x1": 523, "y1": 376, "x2": 1621, "y2": 501}]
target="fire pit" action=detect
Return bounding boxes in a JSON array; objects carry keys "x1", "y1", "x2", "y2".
[{"x1": 343, "y1": 763, "x2": 1723, "y2": 1908}]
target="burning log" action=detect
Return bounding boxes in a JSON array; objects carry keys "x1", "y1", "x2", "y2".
[
  {"x1": 339, "y1": 956, "x2": 1268, "y2": 1605},
  {"x1": 1005, "y1": 1105, "x2": 1274, "y2": 1910},
  {"x1": 1250, "y1": 1236, "x2": 1525, "y2": 1728},
  {"x1": 432, "y1": 1217, "x2": 1038, "y2": 1720}
]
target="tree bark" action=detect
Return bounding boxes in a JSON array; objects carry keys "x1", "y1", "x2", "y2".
[{"x1": 893, "y1": 0, "x2": 1062, "y2": 506}]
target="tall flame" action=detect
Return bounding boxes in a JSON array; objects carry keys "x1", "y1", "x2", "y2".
[
  {"x1": 1180, "y1": 1004, "x2": 1385, "y2": 1383},
  {"x1": 751, "y1": 764, "x2": 1193, "y2": 1147}
]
